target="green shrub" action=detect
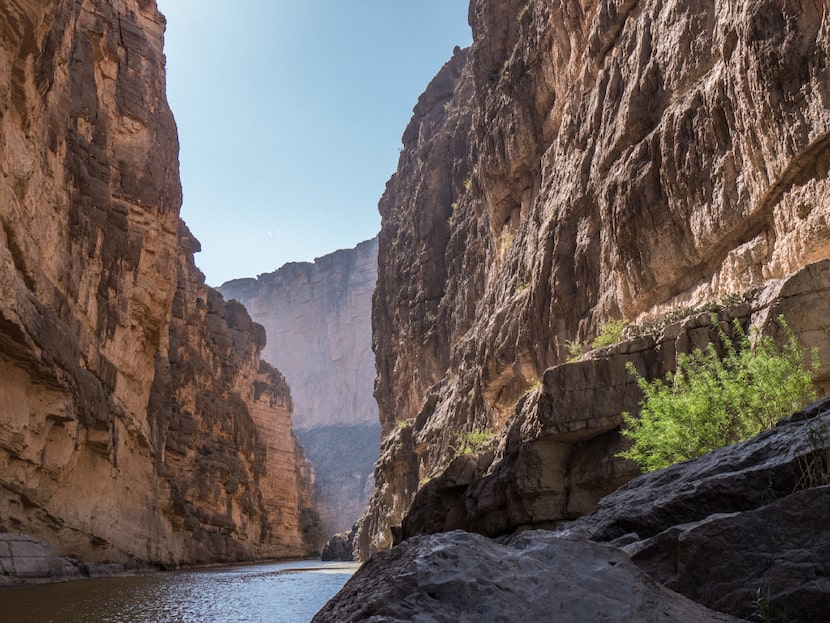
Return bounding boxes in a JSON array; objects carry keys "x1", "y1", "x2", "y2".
[
  {"x1": 619, "y1": 316, "x2": 819, "y2": 472},
  {"x1": 453, "y1": 428, "x2": 496, "y2": 457},
  {"x1": 592, "y1": 319, "x2": 628, "y2": 349},
  {"x1": 566, "y1": 339, "x2": 583, "y2": 362}
]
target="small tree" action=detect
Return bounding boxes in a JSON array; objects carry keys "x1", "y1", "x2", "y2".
[{"x1": 619, "y1": 316, "x2": 819, "y2": 472}]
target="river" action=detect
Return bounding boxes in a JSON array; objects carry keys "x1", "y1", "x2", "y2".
[{"x1": 0, "y1": 560, "x2": 359, "y2": 623}]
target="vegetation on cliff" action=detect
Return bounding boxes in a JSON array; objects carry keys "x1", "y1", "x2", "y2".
[{"x1": 620, "y1": 316, "x2": 819, "y2": 472}]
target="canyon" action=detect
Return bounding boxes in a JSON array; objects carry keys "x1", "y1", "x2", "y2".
[
  {"x1": 0, "y1": 0, "x2": 318, "y2": 577},
  {"x1": 220, "y1": 238, "x2": 380, "y2": 537},
  {"x1": 3, "y1": 0, "x2": 830, "y2": 618},
  {"x1": 316, "y1": 2, "x2": 830, "y2": 616},
  {"x1": 352, "y1": 0, "x2": 830, "y2": 573}
]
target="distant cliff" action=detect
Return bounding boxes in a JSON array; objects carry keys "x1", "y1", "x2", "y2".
[
  {"x1": 355, "y1": 0, "x2": 830, "y2": 558},
  {"x1": 0, "y1": 0, "x2": 318, "y2": 572},
  {"x1": 220, "y1": 238, "x2": 379, "y2": 536}
]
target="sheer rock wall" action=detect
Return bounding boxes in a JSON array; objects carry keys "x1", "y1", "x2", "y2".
[
  {"x1": 356, "y1": 0, "x2": 830, "y2": 558},
  {"x1": 220, "y1": 238, "x2": 379, "y2": 536},
  {"x1": 0, "y1": 0, "x2": 317, "y2": 570}
]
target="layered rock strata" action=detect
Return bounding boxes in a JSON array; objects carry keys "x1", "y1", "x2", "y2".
[
  {"x1": 394, "y1": 260, "x2": 830, "y2": 545},
  {"x1": 357, "y1": 0, "x2": 830, "y2": 558},
  {"x1": 220, "y1": 238, "x2": 379, "y2": 536},
  {"x1": 0, "y1": 0, "x2": 317, "y2": 571},
  {"x1": 147, "y1": 224, "x2": 322, "y2": 562}
]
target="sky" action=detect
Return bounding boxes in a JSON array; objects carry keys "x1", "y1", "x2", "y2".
[{"x1": 156, "y1": 0, "x2": 473, "y2": 286}]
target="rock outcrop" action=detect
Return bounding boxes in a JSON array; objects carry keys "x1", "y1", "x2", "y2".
[
  {"x1": 220, "y1": 239, "x2": 379, "y2": 536},
  {"x1": 357, "y1": 0, "x2": 830, "y2": 558},
  {"x1": 394, "y1": 261, "x2": 830, "y2": 544},
  {"x1": 146, "y1": 224, "x2": 323, "y2": 562},
  {"x1": 313, "y1": 530, "x2": 743, "y2": 623},
  {"x1": 318, "y1": 402, "x2": 830, "y2": 622},
  {"x1": 0, "y1": 534, "x2": 73, "y2": 584},
  {"x1": 0, "y1": 0, "x2": 318, "y2": 573},
  {"x1": 554, "y1": 399, "x2": 830, "y2": 622}
]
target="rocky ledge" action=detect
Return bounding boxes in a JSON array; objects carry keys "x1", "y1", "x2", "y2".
[{"x1": 318, "y1": 400, "x2": 830, "y2": 622}]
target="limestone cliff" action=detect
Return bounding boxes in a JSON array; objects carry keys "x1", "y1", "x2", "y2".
[
  {"x1": 220, "y1": 238, "x2": 379, "y2": 536},
  {"x1": 356, "y1": 0, "x2": 830, "y2": 558},
  {"x1": 0, "y1": 0, "x2": 318, "y2": 571}
]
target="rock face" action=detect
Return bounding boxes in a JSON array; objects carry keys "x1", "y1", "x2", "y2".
[
  {"x1": 357, "y1": 0, "x2": 830, "y2": 558},
  {"x1": 319, "y1": 403, "x2": 829, "y2": 623},
  {"x1": 313, "y1": 530, "x2": 743, "y2": 623},
  {"x1": 0, "y1": 534, "x2": 71, "y2": 584},
  {"x1": 220, "y1": 239, "x2": 379, "y2": 536},
  {"x1": 554, "y1": 400, "x2": 830, "y2": 622},
  {"x1": 0, "y1": 0, "x2": 318, "y2": 572},
  {"x1": 147, "y1": 224, "x2": 323, "y2": 562},
  {"x1": 394, "y1": 262, "x2": 830, "y2": 545},
  {"x1": 220, "y1": 238, "x2": 379, "y2": 432},
  {"x1": 295, "y1": 424, "x2": 379, "y2": 537}
]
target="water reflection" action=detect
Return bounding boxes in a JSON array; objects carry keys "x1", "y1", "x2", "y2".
[{"x1": 0, "y1": 560, "x2": 358, "y2": 623}]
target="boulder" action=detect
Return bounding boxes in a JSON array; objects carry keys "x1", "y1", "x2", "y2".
[
  {"x1": 0, "y1": 534, "x2": 73, "y2": 584},
  {"x1": 313, "y1": 530, "x2": 744, "y2": 623},
  {"x1": 557, "y1": 399, "x2": 830, "y2": 622},
  {"x1": 321, "y1": 531, "x2": 354, "y2": 562},
  {"x1": 625, "y1": 486, "x2": 830, "y2": 622}
]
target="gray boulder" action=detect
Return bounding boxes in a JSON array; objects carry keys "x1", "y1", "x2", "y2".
[
  {"x1": 313, "y1": 530, "x2": 744, "y2": 623},
  {"x1": 321, "y1": 530, "x2": 355, "y2": 561},
  {"x1": 625, "y1": 485, "x2": 830, "y2": 622},
  {"x1": 0, "y1": 534, "x2": 72, "y2": 584},
  {"x1": 558, "y1": 399, "x2": 830, "y2": 621}
]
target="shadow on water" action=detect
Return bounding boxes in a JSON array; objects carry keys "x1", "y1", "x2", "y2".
[{"x1": 0, "y1": 560, "x2": 359, "y2": 623}]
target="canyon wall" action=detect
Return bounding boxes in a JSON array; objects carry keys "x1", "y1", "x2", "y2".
[
  {"x1": 0, "y1": 0, "x2": 318, "y2": 570},
  {"x1": 220, "y1": 238, "x2": 379, "y2": 536},
  {"x1": 356, "y1": 0, "x2": 830, "y2": 558}
]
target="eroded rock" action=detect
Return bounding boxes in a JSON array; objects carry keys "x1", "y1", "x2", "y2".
[
  {"x1": 220, "y1": 239, "x2": 379, "y2": 537},
  {"x1": 313, "y1": 530, "x2": 744, "y2": 623},
  {"x1": 555, "y1": 400, "x2": 830, "y2": 622},
  {"x1": 359, "y1": 0, "x2": 830, "y2": 559},
  {"x1": 394, "y1": 270, "x2": 830, "y2": 548},
  {"x1": 0, "y1": 0, "x2": 318, "y2": 572}
]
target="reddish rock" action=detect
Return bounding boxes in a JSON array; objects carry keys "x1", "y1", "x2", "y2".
[
  {"x1": 357, "y1": 0, "x2": 830, "y2": 559},
  {"x1": 0, "y1": 0, "x2": 318, "y2": 571},
  {"x1": 220, "y1": 239, "x2": 379, "y2": 537}
]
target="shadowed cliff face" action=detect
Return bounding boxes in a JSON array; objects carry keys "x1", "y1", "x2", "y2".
[
  {"x1": 357, "y1": 0, "x2": 830, "y2": 557},
  {"x1": 0, "y1": 0, "x2": 318, "y2": 567}
]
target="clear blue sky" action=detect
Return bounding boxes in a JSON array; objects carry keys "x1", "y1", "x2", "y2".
[{"x1": 156, "y1": 0, "x2": 472, "y2": 286}]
